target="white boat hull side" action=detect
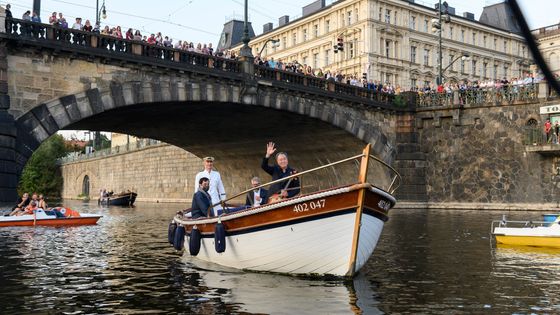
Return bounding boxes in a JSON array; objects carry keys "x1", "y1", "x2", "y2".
[
  {"x1": 187, "y1": 212, "x2": 363, "y2": 276},
  {"x1": 355, "y1": 213, "x2": 385, "y2": 273}
]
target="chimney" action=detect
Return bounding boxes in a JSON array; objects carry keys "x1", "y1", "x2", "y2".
[
  {"x1": 279, "y1": 15, "x2": 289, "y2": 27},
  {"x1": 463, "y1": 12, "x2": 475, "y2": 20},
  {"x1": 302, "y1": 0, "x2": 325, "y2": 17},
  {"x1": 263, "y1": 22, "x2": 273, "y2": 33}
]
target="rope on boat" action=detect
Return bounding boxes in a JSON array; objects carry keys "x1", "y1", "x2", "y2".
[{"x1": 174, "y1": 186, "x2": 353, "y2": 226}]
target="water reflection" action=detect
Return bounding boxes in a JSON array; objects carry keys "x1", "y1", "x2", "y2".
[
  {"x1": 3, "y1": 203, "x2": 560, "y2": 314},
  {"x1": 190, "y1": 259, "x2": 382, "y2": 315}
]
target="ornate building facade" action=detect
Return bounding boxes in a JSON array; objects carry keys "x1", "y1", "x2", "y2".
[{"x1": 230, "y1": 0, "x2": 532, "y2": 90}]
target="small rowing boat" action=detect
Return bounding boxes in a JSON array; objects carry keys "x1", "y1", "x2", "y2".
[
  {"x1": 491, "y1": 215, "x2": 560, "y2": 248},
  {"x1": 100, "y1": 191, "x2": 137, "y2": 206},
  {"x1": 0, "y1": 207, "x2": 102, "y2": 227},
  {"x1": 170, "y1": 144, "x2": 400, "y2": 277}
]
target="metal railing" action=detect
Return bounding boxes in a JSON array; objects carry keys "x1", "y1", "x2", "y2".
[
  {"x1": 254, "y1": 65, "x2": 400, "y2": 106},
  {"x1": 5, "y1": 18, "x2": 241, "y2": 74},
  {"x1": 58, "y1": 139, "x2": 162, "y2": 164},
  {"x1": 416, "y1": 84, "x2": 538, "y2": 108},
  {"x1": 210, "y1": 151, "x2": 401, "y2": 212}
]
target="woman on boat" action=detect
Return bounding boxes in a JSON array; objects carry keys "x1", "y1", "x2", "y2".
[
  {"x1": 261, "y1": 142, "x2": 300, "y2": 201},
  {"x1": 38, "y1": 194, "x2": 48, "y2": 209}
]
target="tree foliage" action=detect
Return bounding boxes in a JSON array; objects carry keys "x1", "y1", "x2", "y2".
[{"x1": 18, "y1": 134, "x2": 69, "y2": 197}]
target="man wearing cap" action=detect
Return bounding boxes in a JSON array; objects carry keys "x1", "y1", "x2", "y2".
[{"x1": 194, "y1": 156, "x2": 226, "y2": 216}]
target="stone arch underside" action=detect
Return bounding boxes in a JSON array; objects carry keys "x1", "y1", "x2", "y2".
[{"x1": 15, "y1": 84, "x2": 398, "y2": 200}]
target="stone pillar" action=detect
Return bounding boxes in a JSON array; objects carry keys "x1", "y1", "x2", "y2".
[
  {"x1": 239, "y1": 55, "x2": 258, "y2": 105},
  {"x1": 0, "y1": 41, "x2": 17, "y2": 202}
]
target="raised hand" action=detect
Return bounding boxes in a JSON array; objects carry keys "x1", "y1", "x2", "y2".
[{"x1": 265, "y1": 142, "x2": 277, "y2": 158}]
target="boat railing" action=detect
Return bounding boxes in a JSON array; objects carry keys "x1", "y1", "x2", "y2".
[
  {"x1": 207, "y1": 151, "x2": 401, "y2": 215},
  {"x1": 491, "y1": 219, "x2": 553, "y2": 233}
]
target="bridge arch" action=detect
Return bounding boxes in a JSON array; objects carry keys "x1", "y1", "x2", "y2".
[{"x1": 14, "y1": 81, "x2": 399, "y2": 200}]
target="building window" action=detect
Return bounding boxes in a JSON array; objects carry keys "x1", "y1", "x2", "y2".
[
  {"x1": 348, "y1": 42, "x2": 355, "y2": 58},
  {"x1": 494, "y1": 64, "x2": 498, "y2": 79},
  {"x1": 325, "y1": 20, "x2": 330, "y2": 33},
  {"x1": 410, "y1": 46, "x2": 417, "y2": 63},
  {"x1": 379, "y1": 8, "x2": 382, "y2": 20},
  {"x1": 522, "y1": 45, "x2": 526, "y2": 57},
  {"x1": 394, "y1": 12, "x2": 398, "y2": 25},
  {"x1": 385, "y1": 40, "x2": 391, "y2": 58},
  {"x1": 483, "y1": 35, "x2": 487, "y2": 47},
  {"x1": 504, "y1": 40, "x2": 508, "y2": 53},
  {"x1": 292, "y1": 33, "x2": 297, "y2": 46},
  {"x1": 483, "y1": 62, "x2": 488, "y2": 78},
  {"x1": 313, "y1": 25, "x2": 318, "y2": 38},
  {"x1": 303, "y1": 29, "x2": 307, "y2": 41},
  {"x1": 385, "y1": 9, "x2": 391, "y2": 23},
  {"x1": 347, "y1": 11, "x2": 352, "y2": 25},
  {"x1": 471, "y1": 60, "x2": 477, "y2": 76},
  {"x1": 282, "y1": 36, "x2": 286, "y2": 49},
  {"x1": 461, "y1": 59, "x2": 465, "y2": 73},
  {"x1": 424, "y1": 48, "x2": 430, "y2": 66},
  {"x1": 410, "y1": 16, "x2": 416, "y2": 29},
  {"x1": 313, "y1": 53, "x2": 319, "y2": 68},
  {"x1": 424, "y1": 19, "x2": 429, "y2": 32},
  {"x1": 494, "y1": 38, "x2": 498, "y2": 49},
  {"x1": 341, "y1": 13, "x2": 345, "y2": 27},
  {"x1": 449, "y1": 26, "x2": 453, "y2": 39},
  {"x1": 355, "y1": 9, "x2": 359, "y2": 22},
  {"x1": 449, "y1": 54, "x2": 455, "y2": 71},
  {"x1": 504, "y1": 65, "x2": 509, "y2": 77},
  {"x1": 461, "y1": 30, "x2": 465, "y2": 42},
  {"x1": 411, "y1": 78, "x2": 417, "y2": 89},
  {"x1": 325, "y1": 49, "x2": 330, "y2": 65},
  {"x1": 472, "y1": 32, "x2": 476, "y2": 45}
]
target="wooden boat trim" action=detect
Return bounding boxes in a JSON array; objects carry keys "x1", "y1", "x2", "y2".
[{"x1": 176, "y1": 184, "x2": 366, "y2": 226}]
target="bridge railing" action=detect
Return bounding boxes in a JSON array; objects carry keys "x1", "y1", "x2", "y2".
[
  {"x1": 416, "y1": 84, "x2": 539, "y2": 108},
  {"x1": 5, "y1": 18, "x2": 241, "y2": 74},
  {"x1": 58, "y1": 138, "x2": 162, "y2": 164},
  {"x1": 254, "y1": 65, "x2": 399, "y2": 105}
]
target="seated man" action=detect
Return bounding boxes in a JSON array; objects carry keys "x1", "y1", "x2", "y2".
[
  {"x1": 9, "y1": 192, "x2": 30, "y2": 216},
  {"x1": 245, "y1": 177, "x2": 269, "y2": 207},
  {"x1": 190, "y1": 177, "x2": 213, "y2": 219}
]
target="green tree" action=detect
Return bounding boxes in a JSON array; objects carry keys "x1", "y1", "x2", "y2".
[{"x1": 18, "y1": 134, "x2": 69, "y2": 197}]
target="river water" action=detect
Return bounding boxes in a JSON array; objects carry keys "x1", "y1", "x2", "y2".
[{"x1": 0, "y1": 201, "x2": 559, "y2": 314}]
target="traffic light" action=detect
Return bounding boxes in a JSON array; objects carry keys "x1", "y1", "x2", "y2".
[
  {"x1": 362, "y1": 73, "x2": 367, "y2": 80},
  {"x1": 337, "y1": 37, "x2": 344, "y2": 52}
]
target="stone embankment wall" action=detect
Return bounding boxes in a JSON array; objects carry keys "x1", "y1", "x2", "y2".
[
  {"x1": 413, "y1": 100, "x2": 559, "y2": 209},
  {"x1": 60, "y1": 144, "x2": 202, "y2": 203}
]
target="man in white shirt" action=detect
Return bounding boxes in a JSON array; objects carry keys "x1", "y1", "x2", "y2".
[
  {"x1": 245, "y1": 177, "x2": 269, "y2": 207},
  {"x1": 194, "y1": 157, "x2": 226, "y2": 216}
]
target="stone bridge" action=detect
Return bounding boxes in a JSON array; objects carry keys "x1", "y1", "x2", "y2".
[{"x1": 0, "y1": 16, "x2": 412, "y2": 202}]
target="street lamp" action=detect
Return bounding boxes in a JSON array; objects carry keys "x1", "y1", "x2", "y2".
[
  {"x1": 258, "y1": 39, "x2": 280, "y2": 56},
  {"x1": 239, "y1": 0, "x2": 253, "y2": 58},
  {"x1": 95, "y1": 0, "x2": 107, "y2": 28},
  {"x1": 432, "y1": 0, "x2": 450, "y2": 86},
  {"x1": 443, "y1": 53, "x2": 470, "y2": 73}
]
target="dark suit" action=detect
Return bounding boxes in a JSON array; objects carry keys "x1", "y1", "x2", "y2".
[
  {"x1": 245, "y1": 188, "x2": 269, "y2": 207},
  {"x1": 191, "y1": 190, "x2": 212, "y2": 219}
]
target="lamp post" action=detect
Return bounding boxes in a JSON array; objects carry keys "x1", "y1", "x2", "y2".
[
  {"x1": 239, "y1": 0, "x2": 253, "y2": 58},
  {"x1": 433, "y1": 1, "x2": 450, "y2": 86},
  {"x1": 95, "y1": 0, "x2": 107, "y2": 28},
  {"x1": 442, "y1": 53, "x2": 470, "y2": 74},
  {"x1": 258, "y1": 39, "x2": 280, "y2": 56}
]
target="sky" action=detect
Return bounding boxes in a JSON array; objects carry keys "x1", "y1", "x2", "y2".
[
  {"x1": 7, "y1": 0, "x2": 559, "y2": 140},
  {"x1": 8, "y1": 0, "x2": 559, "y2": 46}
]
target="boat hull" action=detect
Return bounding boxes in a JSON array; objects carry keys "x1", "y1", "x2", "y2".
[
  {"x1": 177, "y1": 185, "x2": 394, "y2": 277},
  {"x1": 495, "y1": 235, "x2": 560, "y2": 248},
  {"x1": 103, "y1": 193, "x2": 137, "y2": 206},
  {"x1": 0, "y1": 213, "x2": 102, "y2": 227}
]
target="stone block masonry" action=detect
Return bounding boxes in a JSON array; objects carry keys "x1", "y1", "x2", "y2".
[{"x1": 60, "y1": 144, "x2": 203, "y2": 203}]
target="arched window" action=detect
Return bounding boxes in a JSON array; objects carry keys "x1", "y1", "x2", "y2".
[
  {"x1": 524, "y1": 118, "x2": 540, "y2": 145},
  {"x1": 82, "y1": 175, "x2": 90, "y2": 196},
  {"x1": 526, "y1": 118, "x2": 538, "y2": 128}
]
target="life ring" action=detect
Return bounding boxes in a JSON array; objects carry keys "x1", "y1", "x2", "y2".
[
  {"x1": 189, "y1": 227, "x2": 201, "y2": 256},
  {"x1": 173, "y1": 225, "x2": 185, "y2": 251},
  {"x1": 214, "y1": 222, "x2": 226, "y2": 253},
  {"x1": 168, "y1": 222, "x2": 177, "y2": 245}
]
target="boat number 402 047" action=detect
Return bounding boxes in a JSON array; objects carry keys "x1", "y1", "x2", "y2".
[{"x1": 293, "y1": 199, "x2": 326, "y2": 213}]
